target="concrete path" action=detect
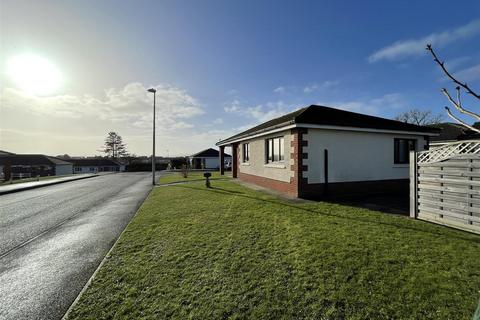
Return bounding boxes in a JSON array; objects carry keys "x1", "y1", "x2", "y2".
[
  {"x1": 0, "y1": 172, "x2": 154, "y2": 320},
  {"x1": 0, "y1": 174, "x2": 98, "y2": 195}
]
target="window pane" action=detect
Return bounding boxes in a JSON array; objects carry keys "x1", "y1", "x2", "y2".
[
  {"x1": 394, "y1": 139, "x2": 400, "y2": 164},
  {"x1": 267, "y1": 139, "x2": 273, "y2": 162},
  {"x1": 273, "y1": 138, "x2": 280, "y2": 162},
  {"x1": 399, "y1": 140, "x2": 407, "y2": 163},
  {"x1": 394, "y1": 138, "x2": 416, "y2": 164},
  {"x1": 279, "y1": 137, "x2": 284, "y2": 161}
]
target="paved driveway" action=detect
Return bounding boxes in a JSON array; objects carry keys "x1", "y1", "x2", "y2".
[{"x1": 0, "y1": 172, "x2": 153, "y2": 320}]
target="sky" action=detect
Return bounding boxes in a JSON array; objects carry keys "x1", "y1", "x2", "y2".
[{"x1": 1, "y1": 0, "x2": 480, "y2": 157}]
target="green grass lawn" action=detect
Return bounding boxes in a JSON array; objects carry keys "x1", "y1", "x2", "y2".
[
  {"x1": 67, "y1": 180, "x2": 480, "y2": 320},
  {"x1": 159, "y1": 171, "x2": 229, "y2": 184}
]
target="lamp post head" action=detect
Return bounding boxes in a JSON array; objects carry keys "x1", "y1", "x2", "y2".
[{"x1": 147, "y1": 88, "x2": 156, "y2": 93}]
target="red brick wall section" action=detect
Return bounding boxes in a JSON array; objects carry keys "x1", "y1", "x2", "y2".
[
  {"x1": 290, "y1": 128, "x2": 309, "y2": 197},
  {"x1": 232, "y1": 143, "x2": 238, "y2": 178},
  {"x1": 236, "y1": 128, "x2": 309, "y2": 197},
  {"x1": 238, "y1": 172, "x2": 298, "y2": 196}
]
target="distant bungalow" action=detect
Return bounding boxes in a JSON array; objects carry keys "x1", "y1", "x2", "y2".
[
  {"x1": 188, "y1": 148, "x2": 231, "y2": 170},
  {"x1": 0, "y1": 151, "x2": 73, "y2": 179},
  {"x1": 70, "y1": 158, "x2": 125, "y2": 173}
]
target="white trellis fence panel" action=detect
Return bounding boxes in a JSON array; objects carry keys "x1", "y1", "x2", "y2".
[
  {"x1": 417, "y1": 140, "x2": 480, "y2": 164},
  {"x1": 411, "y1": 140, "x2": 480, "y2": 235}
]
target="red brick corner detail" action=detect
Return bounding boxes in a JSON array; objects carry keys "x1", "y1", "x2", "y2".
[{"x1": 234, "y1": 128, "x2": 308, "y2": 198}]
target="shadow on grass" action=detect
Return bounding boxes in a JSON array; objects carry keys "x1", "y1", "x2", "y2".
[
  {"x1": 158, "y1": 178, "x2": 231, "y2": 186},
  {"x1": 322, "y1": 193, "x2": 409, "y2": 216},
  {"x1": 172, "y1": 184, "x2": 480, "y2": 244}
]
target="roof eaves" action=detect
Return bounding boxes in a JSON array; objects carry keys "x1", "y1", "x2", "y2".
[
  {"x1": 216, "y1": 120, "x2": 295, "y2": 146},
  {"x1": 45, "y1": 156, "x2": 72, "y2": 165}
]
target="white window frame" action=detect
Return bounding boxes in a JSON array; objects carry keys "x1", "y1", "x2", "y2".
[
  {"x1": 242, "y1": 143, "x2": 250, "y2": 163},
  {"x1": 265, "y1": 136, "x2": 285, "y2": 163},
  {"x1": 394, "y1": 138, "x2": 416, "y2": 164}
]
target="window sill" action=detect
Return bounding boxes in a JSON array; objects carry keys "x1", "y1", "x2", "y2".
[
  {"x1": 265, "y1": 162, "x2": 286, "y2": 169},
  {"x1": 241, "y1": 162, "x2": 250, "y2": 166}
]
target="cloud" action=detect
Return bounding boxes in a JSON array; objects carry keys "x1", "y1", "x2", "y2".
[
  {"x1": 2, "y1": 82, "x2": 204, "y2": 132},
  {"x1": 303, "y1": 84, "x2": 318, "y2": 93},
  {"x1": 304, "y1": 80, "x2": 340, "y2": 93},
  {"x1": 368, "y1": 20, "x2": 480, "y2": 63},
  {"x1": 273, "y1": 86, "x2": 286, "y2": 93},
  {"x1": 213, "y1": 118, "x2": 223, "y2": 124},
  {"x1": 224, "y1": 99, "x2": 242, "y2": 113},
  {"x1": 1, "y1": 83, "x2": 232, "y2": 156},
  {"x1": 452, "y1": 64, "x2": 480, "y2": 82},
  {"x1": 317, "y1": 93, "x2": 407, "y2": 116},
  {"x1": 224, "y1": 100, "x2": 297, "y2": 123},
  {"x1": 444, "y1": 56, "x2": 472, "y2": 71}
]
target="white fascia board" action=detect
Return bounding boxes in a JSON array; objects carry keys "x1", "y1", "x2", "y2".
[
  {"x1": 217, "y1": 123, "x2": 438, "y2": 146},
  {"x1": 216, "y1": 124, "x2": 296, "y2": 146},
  {"x1": 429, "y1": 140, "x2": 456, "y2": 145},
  {"x1": 295, "y1": 123, "x2": 440, "y2": 137}
]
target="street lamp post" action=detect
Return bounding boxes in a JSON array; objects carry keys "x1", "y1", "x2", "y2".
[{"x1": 147, "y1": 88, "x2": 156, "y2": 185}]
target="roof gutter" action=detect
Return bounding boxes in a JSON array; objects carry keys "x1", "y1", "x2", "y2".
[
  {"x1": 216, "y1": 122, "x2": 439, "y2": 146},
  {"x1": 216, "y1": 120, "x2": 295, "y2": 146},
  {"x1": 295, "y1": 123, "x2": 440, "y2": 137}
]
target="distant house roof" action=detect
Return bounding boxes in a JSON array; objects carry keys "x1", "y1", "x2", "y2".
[
  {"x1": 429, "y1": 122, "x2": 480, "y2": 142},
  {"x1": 190, "y1": 148, "x2": 231, "y2": 158},
  {"x1": 0, "y1": 154, "x2": 72, "y2": 166},
  {"x1": 217, "y1": 105, "x2": 440, "y2": 146},
  {"x1": 0, "y1": 150, "x2": 16, "y2": 157},
  {"x1": 69, "y1": 158, "x2": 121, "y2": 167}
]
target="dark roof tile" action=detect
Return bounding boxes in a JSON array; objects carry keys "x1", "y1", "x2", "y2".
[
  {"x1": 69, "y1": 158, "x2": 122, "y2": 166},
  {"x1": 0, "y1": 154, "x2": 72, "y2": 166},
  {"x1": 217, "y1": 105, "x2": 439, "y2": 145},
  {"x1": 429, "y1": 122, "x2": 480, "y2": 142},
  {"x1": 190, "y1": 148, "x2": 231, "y2": 158}
]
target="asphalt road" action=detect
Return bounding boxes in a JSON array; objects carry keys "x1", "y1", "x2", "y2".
[{"x1": 0, "y1": 172, "x2": 153, "y2": 320}]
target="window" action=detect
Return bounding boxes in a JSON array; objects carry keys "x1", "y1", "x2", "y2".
[
  {"x1": 394, "y1": 138, "x2": 416, "y2": 164},
  {"x1": 242, "y1": 143, "x2": 250, "y2": 162},
  {"x1": 266, "y1": 137, "x2": 285, "y2": 163}
]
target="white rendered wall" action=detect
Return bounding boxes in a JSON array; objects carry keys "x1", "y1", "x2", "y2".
[
  {"x1": 238, "y1": 129, "x2": 294, "y2": 182},
  {"x1": 303, "y1": 129, "x2": 427, "y2": 183},
  {"x1": 55, "y1": 164, "x2": 73, "y2": 176},
  {"x1": 74, "y1": 166, "x2": 97, "y2": 173},
  {"x1": 205, "y1": 158, "x2": 219, "y2": 169}
]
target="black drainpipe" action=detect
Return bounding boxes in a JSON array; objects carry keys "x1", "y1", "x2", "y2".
[{"x1": 324, "y1": 149, "x2": 329, "y2": 196}]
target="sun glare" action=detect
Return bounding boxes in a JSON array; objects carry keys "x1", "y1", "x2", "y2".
[{"x1": 6, "y1": 54, "x2": 62, "y2": 95}]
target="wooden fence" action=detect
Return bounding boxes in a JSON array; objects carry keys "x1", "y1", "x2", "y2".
[{"x1": 410, "y1": 141, "x2": 480, "y2": 235}]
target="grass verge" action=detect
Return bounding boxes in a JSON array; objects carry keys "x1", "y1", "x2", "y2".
[
  {"x1": 67, "y1": 180, "x2": 480, "y2": 319},
  {"x1": 159, "y1": 171, "x2": 229, "y2": 184}
]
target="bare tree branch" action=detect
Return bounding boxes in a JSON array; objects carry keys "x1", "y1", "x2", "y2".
[
  {"x1": 441, "y1": 88, "x2": 480, "y2": 121},
  {"x1": 456, "y1": 86, "x2": 462, "y2": 107},
  {"x1": 445, "y1": 106, "x2": 480, "y2": 133},
  {"x1": 427, "y1": 44, "x2": 480, "y2": 134},
  {"x1": 426, "y1": 44, "x2": 480, "y2": 99},
  {"x1": 394, "y1": 109, "x2": 443, "y2": 125}
]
